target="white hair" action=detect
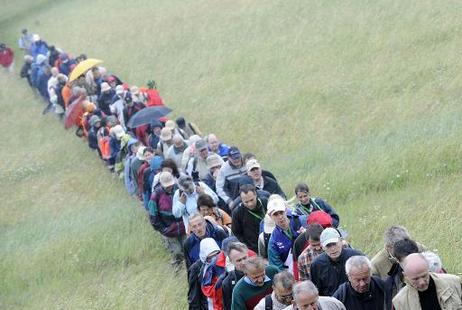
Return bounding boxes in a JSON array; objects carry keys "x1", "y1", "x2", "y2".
[
  {"x1": 345, "y1": 255, "x2": 372, "y2": 275},
  {"x1": 293, "y1": 281, "x2": 318, "y2": 303},
  {"x1": 421, "y1": 251, "x2": 443, "y2": 273}
]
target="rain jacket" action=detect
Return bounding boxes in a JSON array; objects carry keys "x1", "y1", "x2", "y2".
[
  {"x1": 148, "y1": 185, "x2": 185, "y2": 238},
  {"x1": 294, "y1": 197, "x2": 340, "y2": 228}
]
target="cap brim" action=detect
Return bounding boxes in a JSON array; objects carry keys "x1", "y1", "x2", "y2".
[
  {"x1": 322, "y1": 238, "x2": 340, "y2": 247},
  {"x1": 160, "y1": 180, "x2": 175, "y2": 187}
]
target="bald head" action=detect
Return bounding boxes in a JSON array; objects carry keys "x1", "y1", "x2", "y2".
[{"x1": 402, "y1": 253, "x2": 431, "y2": 292}]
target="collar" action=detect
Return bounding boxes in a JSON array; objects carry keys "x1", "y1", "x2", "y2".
[{"x1": 244, "y1": 275, "x2": 271, "y2": 287}]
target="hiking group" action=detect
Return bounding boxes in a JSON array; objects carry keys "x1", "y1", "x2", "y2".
[{"x1": 4, "y1": 29, "x2": 461, "y2": 310}]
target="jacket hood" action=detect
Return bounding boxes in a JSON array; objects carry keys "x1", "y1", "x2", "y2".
[{"x1": 199, "y1": 238, "x2": 220, "y2": 263}]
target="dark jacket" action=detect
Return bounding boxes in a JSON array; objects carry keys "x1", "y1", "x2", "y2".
[
  {"x1": 183, "y1": 220, "x2": 228, "y2": 269},
  {"x1": 148, "y1": 186, "x2": 185, "y2": 238},
  {"x1": 333, "y1": 276, "x2": 391, "y2": 310},
  {"x1": 187, "y1": 259, "x2": 208, "y2": 310},
  {"x1": 260, "y1": 175, "x2": 286, "y2": 198},
  {"x1": 311, "y1": 247, "x2": 363, "y2": 296},
  {"x1": 97, "y1": 90, "x2": 115, "y2": 115},
  {"x1": 217, "y1": 270, "x2": 245, "y2": 310},
  {"x1": 231, "y1": 197, "x2": 268, "y2": 253},
  {"x1": 294, "y1": 197, "x2": 340, "y2": 228}
]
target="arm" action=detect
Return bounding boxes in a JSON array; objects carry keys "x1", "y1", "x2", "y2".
[
  {"x1": 268, "y1": 237, "x2": 285, "y2": 271},
  {"x1": 231, "y1": 209, "x2": 244, "y2": 243},
  {"x1": 316, "y1": 198, "x2": 340, "y2": 228},
  {"x1": 147, "y1": 194, "x2": 164, "y2": 232},
  {"x1": 216, "y1": 167, "x2": 231, "y2": 204},
  {"x1": 172, "y1": 189, "x2": 185, "y2": 218}
]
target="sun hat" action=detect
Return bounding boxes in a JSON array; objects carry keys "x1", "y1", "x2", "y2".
[
  {"x1": 159, "y1": 171, "x2": 175, "y2": 187},
  {"x1": 115, "y1": 85, "x2": 124, "y2": 95},
  {"x1": 100, "y1": 82, "x2": 111, "y2": 92},
  {"x1": 160, "y1": 127, "x2": 172, "y2": 141},
  {"x1": 206, "y1": 154, "x2": 224, "y2": 170},
  {"x1": 165, "y1": 120, "x2": 176, "y2": 130}
]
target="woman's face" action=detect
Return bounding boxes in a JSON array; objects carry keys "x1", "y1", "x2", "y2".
[
  {"x1": 199, "y1": 206, "x2": 213, "y2": 217},
  {"x1": 297, "y1": 191, "x2": 310, "y2": 205}
]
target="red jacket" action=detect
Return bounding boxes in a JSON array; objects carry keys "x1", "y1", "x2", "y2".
[{"x1": 0, "y1": 47, "x2": 14, "y2": 67}]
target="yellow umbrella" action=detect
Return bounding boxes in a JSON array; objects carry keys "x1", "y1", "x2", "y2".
[{"x1": 68, "y1": 58, "x2": 103, "y2": 82}]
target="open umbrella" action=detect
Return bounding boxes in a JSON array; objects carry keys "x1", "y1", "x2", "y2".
[
  {"x1": 126, "y1": 106, "x2": 172, "y2": 128},
  {"x1": 68, "y1": 58, "x2": 102, "y2": 82}
]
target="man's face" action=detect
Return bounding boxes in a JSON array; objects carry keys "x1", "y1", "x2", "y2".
[
  {"x1": 229, "y1": 156, "x2": 242, "y2": 167},
  {"x1": 248, "y1": 167, "x2": 262, "y2": 182},
  {"x1": 297, "y1": 191, "x2": 310, "y2": 205},
  {"x1": 153, "y1": 126, "x2": 162, "y2": 135},
  {"x1": 245, "y1": 266, "x2": 266, "y2": 287},
  {"x1": 241, "y1": 191, "x2": 257, "y2": 210},
  {"x1": 274, "y1": 283, "x2": 293, "y2": 306},
  {"x1": 323, "y1": 240, "x2": 343, "y2": 261},
  {"x1": 309, "y1": 239, "x2": 322, "y2": 252},
  {"x1": 348, "y1": 265, "x2": 371, "y2": 294},
  {"x1": 271, "y1": 210, "x2": 289, "y2": 230},
  {"x1": 208, "y1": 135, "x2": 219, "y2": 151},
  {"x1": 198, "y1": 148, "x2": 209, "y2": 160},
  {"x1": 190, "y1": 217, "x2": 207, "y2": 238},
  {"x1": 174, "y1": 139, "x2": 184, "y2": 149},
  {"x1": 405, "y1": 266, "x2": 430, "y2": 292},
  {"x1": 296, "y1": 292, "x2": 319, "y2": 310},
  {"x1": 229, "y1": 249, "x2": 248, "y2": 271}
]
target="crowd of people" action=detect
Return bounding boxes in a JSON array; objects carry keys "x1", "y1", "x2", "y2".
[{"x1": 5, "y1": 29, "x2": 462, "y2": 310}]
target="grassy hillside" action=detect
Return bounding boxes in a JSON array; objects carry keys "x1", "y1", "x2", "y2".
[{"x1": 1, "y1": 0, "x2": 462, "y2": 309}]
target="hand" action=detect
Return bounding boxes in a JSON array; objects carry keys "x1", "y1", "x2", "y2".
[
  {"x1": 297, "y1": 226, "x2": 306, "y2": 234},
  {"x1": 196, "y1": 185, "x2": 204, "y2": 195},
  {"x1": 179, "y1": 192, "x2": 187, "y2": 204},
  {"x1": 228, "y1": 201, "x2": 234, "y2": 210}
]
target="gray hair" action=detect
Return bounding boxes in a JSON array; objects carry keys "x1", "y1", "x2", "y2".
[
  {"x1": 188, "y1": 213, "x2": 204, "y2": 224},
  {"x1": 384, "y1": 225, "x2": 410, "y2": 247},
  {"x1": 293, "y1": 281, "x2": 318, "y2": 304},
  {"x1": 421, "y1": 251, "x2": 442, "y2": 272},
  {"x1": 273, "y1": 271, "x2": 295, "y2": 290},
  {"x1": 244, "y1": 256, "x2": 266, "y2": 273},
  {"x1": 226, "y1": 242, "x2": 248, "y2": 257},
  {"x1": 345, "y1": 255, "x2": 372, "y2": 275}
]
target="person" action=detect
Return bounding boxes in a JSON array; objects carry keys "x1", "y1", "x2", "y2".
[
  {"x1": 231, "y1": 256, "x2": 279, "y2": 310},
  {"x1": 257, "y1": 214, "x2": 275, "y2": 259},
  {"x1": 216, "y1": 146, "x2": 247, "y2": 211},
  {"x1": 267, "y1": 195, "x2": 302, "y2": 271},
  {"x1": 254, "y1": 271, "x2": 295, "y2": 310},
  {"x1": 196, "y1": 193, "x2": 232, "y2": 230},
  {"x1": 20, "y1": 55, "x2": 33, "y2": 86},
  {"x1": 206, "y1": 133, "x2": 229, "y2": 160},
  {"x1": 245, "y1": 159, "x2": 286, "y2": 198},
  {"x1": 157, "y1": 127, "x2": 173, "y2": 159},
  {"x1": 392, "y1": 253, "x2": 462, "y2": 310},
  {"x1": 333, "y1": 256, "x2": 391, "y2": 310},
  {"x1": 310, "y1": 228, "x2": 363, "y2": 296},
  {"x1": 18, "y1": 29, "x2": 33, "y2": 54},
  {"x1": 231, "y1": 184, "x2": 268, "y2": 253},
  {"x1": 148, "y1": 171, "x2": 186, "y2": 268},
  {"x1": 97, "y1": 82, "x2": 115, "y2": 115},
  {"x1": 143, "y1": 79, "x2": 164, "y2": 107},
  {"x1": 183, "y1": 214, "x2": 228, "y2": 269},
  {"x1": 166, "y1": 134, "x2": 188, "y2": 170},
  {"x1": 181, "y1": 135, "x2": 201, "y2": 170},
  {"x1": 172, "y1": 175, "x2": 219, "y2": 232},
  {"x1": 0, "y1": 43, "x2": 14, "y2": 73},
  {"x1": 176, "y1": 116, "x2": 202, "y2": 139},
  {"x1": 29, "y1": 34, "x2": 48, "y2": 61},
  {"x1": 58, "y1": 53, "x2": 76, "y2": 77},
  {"x1": 283, "y1": 280, "x2": 346, "y2": 310},
  {"x1": 88, "y1": 115, "x2": 102, "y2": 155},
  {"x1": 198, "y1": 238, "x2": 226, "y2": 310},
  {"x1": 371, "y1": 225, "x2": 424, "y2": 280},
  {"x1": 217, "y1": 242, "x2": 253, "y2": 310},
  {"x1": 293, "y1": 183, "x2": 339, "y2": 228},
  {"x1": 297, "y1": 223, "x2": 325, "y2": 281},
  {"x1": 185, "y1": 139, "x2": 210, "y2": 181},
  {"x1": 202, "y1": 153, "x2": 228, "y2": 212}
]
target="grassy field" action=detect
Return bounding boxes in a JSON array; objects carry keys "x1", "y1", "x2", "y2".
[{"x1": 1, "y1": 0, "x2": 462, "y2": 309}]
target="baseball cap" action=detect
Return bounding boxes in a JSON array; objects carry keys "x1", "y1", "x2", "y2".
[
  {"x1": 246, "y1": 159, "x2": 260, "y2": 173},
  {"x1": 228, "y1": 146, "x2": 241, "y2": 160},
  {"x1": 320, "y1": 227, "x2": 341, "y2": 247},
  {"x1": 195, "y1": 139, "x2": 208, "y2": 151},
  {"x1": 266, "y1": 195, "x2": 286, "y2": 216}
]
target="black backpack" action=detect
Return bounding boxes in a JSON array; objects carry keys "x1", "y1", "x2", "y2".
[{"x1": 264, "y1": 294, "x2": 273, "y2": 310}]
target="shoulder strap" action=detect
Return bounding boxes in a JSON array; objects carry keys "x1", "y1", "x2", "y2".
[{"x1": 264, "y1": 294, "x2": 273, "y2": 310}]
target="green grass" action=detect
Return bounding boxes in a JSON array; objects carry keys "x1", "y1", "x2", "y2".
[{"x1": 1, "y1": 0, "x2": 462, "y2": 308}]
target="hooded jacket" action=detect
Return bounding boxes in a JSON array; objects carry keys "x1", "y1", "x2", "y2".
[{"x1": 294, "y1": 197, "x2": 340, "y2": 228}]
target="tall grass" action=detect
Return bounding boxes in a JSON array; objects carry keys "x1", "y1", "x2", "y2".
[{"x1": 1, "y1": 0, "x2": 462, "y2": 308}]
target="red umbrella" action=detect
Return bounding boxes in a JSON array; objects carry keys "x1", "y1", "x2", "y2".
[{"x1": 64, "y1": 97, "x2": 85, "y2": 129}]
